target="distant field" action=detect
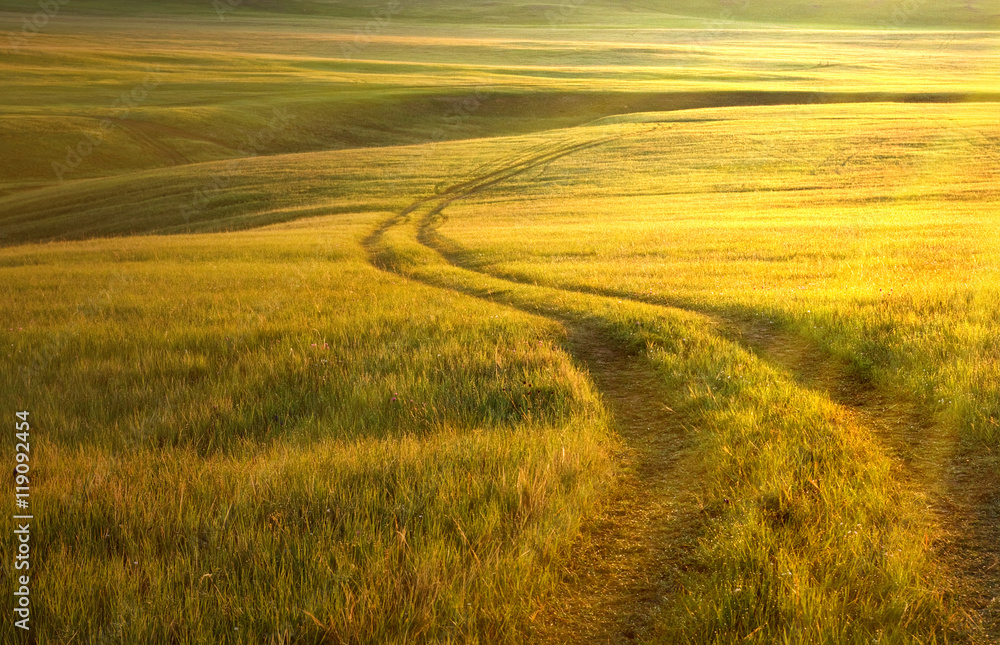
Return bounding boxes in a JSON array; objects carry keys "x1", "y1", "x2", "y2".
[
  {"x1": 1, "y1": 3, "x2": 999, "y2": 644},
  {"x1": 1, "y1": 13, "x2": 997, "y2": 197},
  {"x1": 1, "y1": 0, "x2": 998, "y2": 27}
]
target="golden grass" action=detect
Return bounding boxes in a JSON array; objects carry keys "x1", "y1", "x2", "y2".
[
  {"x1": 0, "y1": 218, "x2": 617, "y2": 643},
  {"x1": 2, "y1": 12, "x2": 998, "y2": 643},
  {"x1": 438, "y1": 103, "x2": 1000, "y2": 447},
  {"x1": 367, "y1": 189, "x2": 965, "y2": 643}
]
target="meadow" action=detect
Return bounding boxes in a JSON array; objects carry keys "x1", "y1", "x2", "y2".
[{"x1": 1, "y1": 1, "x2": 998, "y2": 643}]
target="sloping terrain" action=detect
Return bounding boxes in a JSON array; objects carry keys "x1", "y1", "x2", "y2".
[
  {"x1": 1, "y1": 9, "x2": 999, "y2": 644},
  {"x1": 2, "y1": 0, "x2": 997, "y2": 27}
]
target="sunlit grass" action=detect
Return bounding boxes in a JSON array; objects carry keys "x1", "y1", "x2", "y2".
[
  {"x1": 369, "y1": 197, "x2": 965, "y2": 643},
  {"x1": 0, "y1": 219, "x2": 615, "y2": 643},
  {"x1": 439, "y1": 103, "x2": 1000, "y2": 446},
  {"x1": 1, "y1": 7, "x2": 998, "y2": 642},
  {"x1": 2, "y1": 97, "x2": 996, "y2": 642}
]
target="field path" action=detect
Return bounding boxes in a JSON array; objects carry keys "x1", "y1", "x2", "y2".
[
  {"x1": 530, "y1": 323, "x2": 701, "y2": 643},
  {"x1": 735, "y1": 316, "x2": 1000, "y2": 642},
  {"x1": 363, "y1": 132, "x2": 706, "y2": 642},
  {"x1": 364, "y1": 130, "x2": 1000, "y2": 641}
]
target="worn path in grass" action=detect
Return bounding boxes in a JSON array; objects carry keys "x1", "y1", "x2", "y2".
[
  {"x1": 530, "y1": 323, "x2": 701, "y2": 644},
  {"x1": 363, "y1": 132, "x2": 704, "y2": 642},
  {"x1": 734, "y1": 316, "x2": 1000, "y2": 642},
  {"x1": 364, "y1": 128, "x2": 1000, "y2": 641}
]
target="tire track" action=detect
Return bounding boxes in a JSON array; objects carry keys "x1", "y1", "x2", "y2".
[
  {"x1": 364, "y1": 133, "x2": 636, "y2": 260},
  {"x1": 424, "y1": 200, "x2": 1000, "y2": 640},
  {"x1": 736, "y1": 315, "x2": 1000, "y2": 643},
  {"x1": 532, "y1": 324, "x2": 702, "y2": 644},
  {"x1": 362, "y1": 131, "x2": 705, "y2": 643},
  {"x1": 363, "y1": 129, "x2": 1000, "y2": 641}
]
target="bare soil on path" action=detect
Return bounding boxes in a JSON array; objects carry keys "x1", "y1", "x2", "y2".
[
  {"x1": 734, "y1": 315, "x2": 1000, "y2": 643},
  {"x1": 529, "y1": 323, "x2": 703, "y2": 644},
  {"x1": 364, "y1": 132, "x2": 1000, "y2": 642}
]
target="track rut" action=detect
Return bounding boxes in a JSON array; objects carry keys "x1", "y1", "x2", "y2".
[{"x1": 362, "y1": 131, "x2": 1000, "y2": 642}]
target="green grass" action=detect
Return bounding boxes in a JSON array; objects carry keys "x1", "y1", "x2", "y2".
[
  {"x1": 432, "y1": 103, "x2": 1000, "y2": 446},
  {"x1": 2, "y1": 0, "x2": 998, "y2": 28},
  {"x1": 1, "y1": 219, "x2": 615, "y2": 643},
  {"x1": 1, "y1": 6, "x2": 999, "y2": 644},
  {"x1": 1, "y1": 15, "x2": 996, "y2": 197}
]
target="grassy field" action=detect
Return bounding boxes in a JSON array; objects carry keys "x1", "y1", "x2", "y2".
[
  {"x1": 1, "y1": 1, "x2": 999, "y2": 643},
  {"x1": 434, "y1": 103, "x2": 1000, "y2": 443},
  {"x1": 1, "y1": 0, "x2": 998, "y2": 27},
  {"x1": 1, "y1": 219, "x2": 618, "y2": 643}
]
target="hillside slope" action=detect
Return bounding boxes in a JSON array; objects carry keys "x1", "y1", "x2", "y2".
[{"x1": 1, "y1": 0, "x2": 997, "y2": 28}]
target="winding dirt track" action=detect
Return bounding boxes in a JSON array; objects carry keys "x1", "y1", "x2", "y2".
[
  {"x1": 362, "y1": 132, "x2": 1000, "y2": 642},
  {"x1": 531, "y1": 324, "x2": 702, "y2": 644},
  {"x1": 365, "y1": 133, "x2": 704, "y2": 643},
  {"x1": 737, "y1": 316, "x2": 1000, "y2": 642}
]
